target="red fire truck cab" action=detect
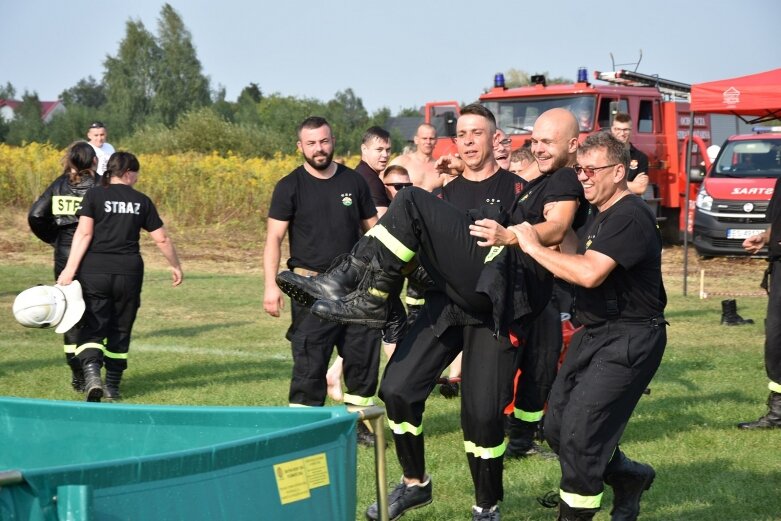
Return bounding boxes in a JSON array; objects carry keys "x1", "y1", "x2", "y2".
[{"x1": 424, "y1": 69, "x2": 712, "y2": 242}]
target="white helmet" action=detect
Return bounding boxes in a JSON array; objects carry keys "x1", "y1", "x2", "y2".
[{"x1": 13, "y1": 281, "x2": 86, "y2": 334}]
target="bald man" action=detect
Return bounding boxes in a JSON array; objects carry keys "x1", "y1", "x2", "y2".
[{"x1": 390, "y1": 123, "x2": 443, "y2": 191}]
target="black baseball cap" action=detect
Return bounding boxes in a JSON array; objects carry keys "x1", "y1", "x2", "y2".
[{"x1": 88, "y1": 121, "x2": 106, "y2": 130}]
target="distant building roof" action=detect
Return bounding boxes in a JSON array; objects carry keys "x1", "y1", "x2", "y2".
[
  {"x1": 0, "y1": 98, "x2": 66, "y2": 123},
  {"x1": 386, "y1": 116, "x2": 424, "y2": 143}
]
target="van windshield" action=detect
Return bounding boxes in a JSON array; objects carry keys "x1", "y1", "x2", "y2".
[
  {"x1": 712, "y1": 138, "x2": 781, "y2": 178},
  {"x1": 483, "y1": 95, "x2": 596, "y2": 135}
]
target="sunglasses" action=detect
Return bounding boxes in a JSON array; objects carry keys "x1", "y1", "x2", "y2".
[
  {"x1": 574, "y1": 164, "x2": 619, "y2": 178},
  {"x1": 384, "y1": 182, "x2": 413, "y2": 190}
]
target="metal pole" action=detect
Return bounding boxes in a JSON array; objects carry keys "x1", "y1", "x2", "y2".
[
  {"x1": 683, "y1": 111, "x2": 695, "y2": 296},
  {"x1": 348, "y1": 405, "x2": 388, "y2": 521}
]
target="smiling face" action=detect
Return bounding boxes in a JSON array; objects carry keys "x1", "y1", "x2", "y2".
[
  {"x1": 530, "y1": 108, "x2": 579, "y2": 174},
  {"x1": 455, "y1": 114, "x2": 494, "y2": 171},
  {"x1": 493, "y1": 129, "x2": 511, "y2": 169},
  {"x1": 576, "y1": 147, "x2": 625, "y2": 209},
  {"x1": 611, "y1": 120, "x2": 632, "y2": 145}
]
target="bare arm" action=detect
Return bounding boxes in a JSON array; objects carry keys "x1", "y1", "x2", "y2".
[
  {"x1": 627, "y1": 173, "x2": 649, "y2": 196},
  {"x1": 376, "y1": 207, "x2": 388, "y2": 219},
  {"x1": 57, "y1": 216, "x2": 94, "y2": 286},
  {"x1": 534, "y1": 199, "x2": 579, "y2": 247},
  {"x1": 362, "y1": 215, "x2": 378, "y2": 232},
  {"x1": 511, "y1": 222, "x2": 617, "y2": 287},
  {"x1": 263, "y1": 218, "x2": 289, "y2": 317},
  {"x1": 149, "y1": 226, "x2": 183, "y2": 286}
]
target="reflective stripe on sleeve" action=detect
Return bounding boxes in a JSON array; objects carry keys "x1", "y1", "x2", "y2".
[
  {"x1": 405, "y1": 297, "x2": 425, "y2": 306},
  {"x1": 769, "y1": 381, "x2": 781, "y2": 393}
]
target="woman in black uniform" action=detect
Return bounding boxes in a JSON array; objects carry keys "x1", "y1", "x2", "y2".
[
  {"x1": 28, "y1": 142, "x2": 98, "y2": 392},
  {"x1": 57, "y1": 152, "x2": 183, "y2": 402}
]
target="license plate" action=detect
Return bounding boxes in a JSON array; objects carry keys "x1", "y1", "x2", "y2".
[{"x1": 727, "y1": 229, "x2": 762, "y2": 239}]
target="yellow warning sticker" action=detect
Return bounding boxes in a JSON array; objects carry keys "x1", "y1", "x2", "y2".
[
  {"x1": 273, "y1": 453, "x2": 330, "y2": 504},
  {"x1": 302, "y1": 453, "x2": 329, "y2": 489},
  {"x1": 274, "y1": 460, "x2": 310, "y2": 504}
]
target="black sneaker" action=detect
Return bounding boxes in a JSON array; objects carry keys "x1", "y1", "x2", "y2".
[
  {"x1": 365, "y1": 478, "x2": 433, "y2": 520},
  {"x1": 472, "y1": 505, "x2": 500, "y2": 520}
]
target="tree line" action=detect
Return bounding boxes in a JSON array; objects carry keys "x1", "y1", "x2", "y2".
[{"x1": 0, "y1": 4, "x2": 570, "y2": 157}]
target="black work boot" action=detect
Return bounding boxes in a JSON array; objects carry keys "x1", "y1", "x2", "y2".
[
  {"x1": 82, "y1": 363, "x2": 104, "y2": 403},
  {"x1": 738, "y1": 391, "x2": 781, "y2": 429},
  {"x1": 311, "y1": 261, "x2": 401, "y2": 329},
  {"x1": 66, "y1": 354, "x2": 85, "y2": 392},
  {"x1": 505, "y1": 417, "x2": 546, "y2": 458},
  {"x1": 720, "y1": 299, "x2": 754, "y2": 325},
  {"x1": 604, "y1": 453, "x2": 655, "y2": 521},
  {"x1": 382, "y1": 295, "x2": 408, "y2": 345},
  {"x1": 557, "y1": 501, "x2": 596, "y2": 521},
  {"x1": 276, "y1": 255, "x2": 368, "y2": 307},
  {"x1": 104, "y1": 369, "x2": 123, "y2": 401}
]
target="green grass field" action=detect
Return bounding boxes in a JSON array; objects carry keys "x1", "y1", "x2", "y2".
[{"x1": 1, "y1": 242, "x2": 780, "y2": 520}]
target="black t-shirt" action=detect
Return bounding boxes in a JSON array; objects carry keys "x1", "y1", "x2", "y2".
[
  {"x1": 440, "y1": 168, "x2": 523, "y2": 215},
  {"x1": 575, "y1": 195, "x2": 666, "y2": 325},
  {"x1": 355, "y1": 160, "x2": 391, "y2": 209},
  {"x1": 268, "y1": 164, "x2": 377, "y2": 272},
  {"x1": 510, "y1": 167, "x2": 589, "y2": 228},
  {"x1": 767, "y1": 176, "x2": 781, "y2": 258},
  {"x1": 77, "y1": 184, "x2": 164, "y2": 274},
  {"x1": 628, "y1": 144, "x2": 649, "y2": 182}
]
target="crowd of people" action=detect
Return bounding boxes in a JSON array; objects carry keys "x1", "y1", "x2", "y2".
[{"x1": 19, "y1": 107, "x2": 779, "y2": 521}]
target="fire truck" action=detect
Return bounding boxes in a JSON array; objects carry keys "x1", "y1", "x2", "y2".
[{"x1": 423, "y1": 68, "x2": 712, "y2": 242}]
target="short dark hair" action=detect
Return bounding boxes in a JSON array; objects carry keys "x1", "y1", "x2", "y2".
[
  {"x1": 613, "y1": 112, "x2": 632, "y2": 125},
  {"x1": 382, "y1": 164, "x2": 409, "y2": 180},
  {"x1": 297, "y1": 116, "x2": 331, "y2": 138},
  {"x1": 578, "y1": 131, "x2": 630, "y2": 169},
  {"x1": 459, "y1": 103, "x2": 496, "y2": 133},
  {"x1": 362, "y1": 126, "x2": 391, "y2": 145}
]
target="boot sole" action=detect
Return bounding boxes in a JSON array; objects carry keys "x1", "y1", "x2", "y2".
[
  {"x1": 276, "y1": 278, "x2": 319, "y2": 307},
  {"x1": 86, "y1": 386, "x2": 103, "y2": 402},
  {"x1": 365, "y1": 497, "x2": 433, "y2": 521},
  {"x1": 311, "y1": 307, "x2": 386, "y2": 329}
]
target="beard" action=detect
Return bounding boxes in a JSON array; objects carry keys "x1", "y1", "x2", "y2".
[{"x1": 304, "y1": 150, "x2": 334, "y2": 171}]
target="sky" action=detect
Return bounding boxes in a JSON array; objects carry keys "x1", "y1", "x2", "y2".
[{"x1": 1, "y1": 0, "x2": 779, "y2": 115}]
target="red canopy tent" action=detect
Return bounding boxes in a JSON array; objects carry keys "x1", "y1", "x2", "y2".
[{"x1": 690, "y1": 67, "x2": 781, "y2": 123}]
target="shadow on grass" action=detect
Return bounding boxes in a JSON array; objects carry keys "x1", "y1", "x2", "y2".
[
  {"x1": 133, "y1": 321, "x2": 254, "y2": 338},
  {"x1": 648, "y1": 459, "x2": 781, "y2": 520},
  {"x1": 126, "y1": 358, "x2": 292, "y2": 398},
  {"x1": 0, "y1": 357, "x2": 60, "y2": 376}
]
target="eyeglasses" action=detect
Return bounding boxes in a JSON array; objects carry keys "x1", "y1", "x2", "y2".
[
  {"x1": 574, "y1": 164, "x2": 619, "y2": 178},
  {"x1": 385, "y1": 182, "x2": 412, "y2": 190},
  {"x1": 611, "y1": 127, "x2": 631, "y2": 133},
  {"x1": 498, "y1": 138, "x2": 512, "y2": 146}
]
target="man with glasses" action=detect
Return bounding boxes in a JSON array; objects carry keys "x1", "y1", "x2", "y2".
[
  {"x1": 276, "y1": 107, "x2": 587, "y2": 520},
  {"x1": 494, "y1": 129, "x2": 513, "y2": 170},
  {"x1": 611, "y1": 113, "x2": 649, "y2": 197},
  {"x1": 390, "y1": 123, "x2": 442, "y2": 191},
  {"x1": 513, "y1": 131, "x2": 665, "y2": 521}
]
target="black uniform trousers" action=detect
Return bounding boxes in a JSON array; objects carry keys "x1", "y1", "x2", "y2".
[
  {"x1": 765, "y1": 259, "x2": 781, "y2": 387},
  {"x1": 543, "y1": 319, "x2": 665, "y2": 509},
  {"x1": 379, "y1": 306, "x2": 517, "y2": 508},
  {"x1": 513, "y1": 298, "x2": 562, "y2": 422},
  {"x1": 367, "y1": 188, "x2": 528, "y2": 507},
  {"x1": 75, "y1": 272, "x2": 143, "y2": 372},
  {"x1": 287, "y1": 300, "x2": 381, "y2": 406}
]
